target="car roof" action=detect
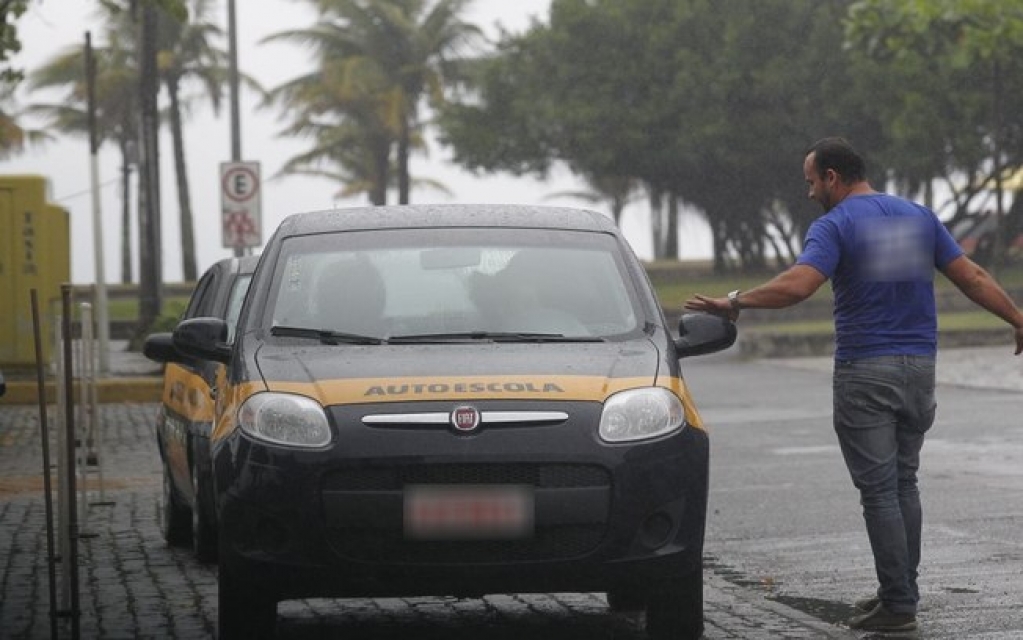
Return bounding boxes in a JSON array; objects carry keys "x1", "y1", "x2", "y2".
[
  {"x1": 210, "y1": 254, "x2": 260, "y2": 275},
  {"x1": 272, "y1": 204, "x2": 619, "y2": 238}
]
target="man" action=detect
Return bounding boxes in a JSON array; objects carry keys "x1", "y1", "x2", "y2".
[{"x1": 685, "y1": 137, "x2": 1023, "y2": 632}]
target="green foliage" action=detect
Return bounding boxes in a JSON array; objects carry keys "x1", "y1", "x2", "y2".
[
  {"x1": 845, "y1": 0, "x2": 1023, "y2": 228},
  {"x1": 0, "y1": 0, "x2": 28, "y2": 85},
  {"x1": 438, "y1": 0, "x2": 1023, "y2": 272},
  {"x1": 124, "y1": 299, "x2": 187, "y2": 351},
  {"x1": 439, "y1": 0, "x2": 879, "y2": 269},
  {"x1": 263, "y1": 0, "x2": 482, "y2": 205},
  {"x1": 147, "y1": 300, "x2": 188, "y2": 332}
]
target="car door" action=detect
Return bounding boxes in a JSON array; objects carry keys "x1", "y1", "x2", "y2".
[{"x1": 160, "y1": 263, "x2": 227, "y2": 500}]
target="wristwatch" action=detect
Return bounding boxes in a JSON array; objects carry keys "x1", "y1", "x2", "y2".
[{"x1": 727, "y1": 289, "x2": 742, "y2": 312}]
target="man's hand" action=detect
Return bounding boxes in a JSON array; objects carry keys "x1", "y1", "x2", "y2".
[
  {"x1": 942, "y1": 256, "x2": 1023, "y2": 356},
  {"x1": 685, "y1": 294, "x2": 739, "y2": 322}
]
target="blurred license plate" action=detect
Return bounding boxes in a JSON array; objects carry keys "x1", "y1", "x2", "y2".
[{"x1": 404, "y1": 484, "x2": 534, "y2": 540}]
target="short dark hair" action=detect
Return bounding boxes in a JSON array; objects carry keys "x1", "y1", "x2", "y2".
[{"x1": 806, "y1": 137, "x2": 866, "y2": 183}]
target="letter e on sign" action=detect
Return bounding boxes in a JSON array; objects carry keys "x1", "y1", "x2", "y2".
[{"x1": 220, "y1": 161, "x2": 262, "y2": 249}]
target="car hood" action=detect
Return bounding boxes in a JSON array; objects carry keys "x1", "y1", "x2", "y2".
[{"x1": 252, "y1": 340, "x2": 663, "y2": 407}]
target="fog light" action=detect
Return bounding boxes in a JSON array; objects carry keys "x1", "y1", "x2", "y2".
[{"x1": 638, "y1": 512, "x2": 674, "y2": 550}]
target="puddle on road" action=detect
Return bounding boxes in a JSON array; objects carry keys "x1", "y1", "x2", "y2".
[
  {"x1": 767, "y1": 593, "x2": 857, "y2": 626},
  {"x1": 943, "y1": 586, "x2": 980, "y2": 594},
  {"x1": 703, "y1": 555, "x2": 764, "y2": 589},
  {"x1": 706, "y1": 554, "x2": 858, "y2": 626}
]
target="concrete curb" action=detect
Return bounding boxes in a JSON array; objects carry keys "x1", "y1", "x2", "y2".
[{"x1": 1, "y1": 377, "x2": 163, "y2": 405}]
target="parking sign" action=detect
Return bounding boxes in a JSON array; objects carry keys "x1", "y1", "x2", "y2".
[{"x1": 220, "y1": 161, "x2": 262, "y2": 249}]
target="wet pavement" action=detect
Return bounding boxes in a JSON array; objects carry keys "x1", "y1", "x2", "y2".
[
  {"x1": 2, "y1": 341, "x2": 1019, "y2": 638},
  {"x1": 0, "y1": 398, "x2": 857, "y2": 639}
]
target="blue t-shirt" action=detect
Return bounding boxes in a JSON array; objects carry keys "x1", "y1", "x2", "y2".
[{"x1": 796, "y1": 193, "x2": 964, "y2": 360}]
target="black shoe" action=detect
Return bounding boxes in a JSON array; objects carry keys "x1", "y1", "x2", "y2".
[
  {"x1": 848, "y1": 604, "x2": 918, "y2": 632},
  {"x1": 854, "y1": 596, "x2": 879, "y2": 612}
]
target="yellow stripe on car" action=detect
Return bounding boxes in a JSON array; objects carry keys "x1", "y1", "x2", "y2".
[{"x1": 211, "y1": 375, "x2": 704, "y2": 443}]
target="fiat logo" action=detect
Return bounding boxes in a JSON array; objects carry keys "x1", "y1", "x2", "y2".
[{"x1": 451, "y1": 406, "x2": 481, "y2": 432}]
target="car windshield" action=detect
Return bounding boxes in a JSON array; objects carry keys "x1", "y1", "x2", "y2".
[
  {"x1": 264, "y1": 227, "x2": 642, "y2": 341},
  {"x1": 225, "y1": 274, "x2": 253, "y2": 343}
]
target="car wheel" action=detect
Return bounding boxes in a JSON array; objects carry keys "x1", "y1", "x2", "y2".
[
  {"x1": 191, "y1": 450, "x2": 218, "y2": 563},
  {"x1": 606, "y1": 588, "x2": 646, "y2": 612},
  {"x1": 160, "y1": 461, "x2": 191, "y2": 546},
  {"x1": 217, "y1": 556, "x2": 276, "y2": 640},
  {"x1": 645, "y1": 567, "x2": 703, "y2": 640}
]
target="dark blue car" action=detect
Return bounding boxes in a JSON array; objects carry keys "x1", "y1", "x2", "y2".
[{"x1": 168, "y1": 205, "x2": 735, "y2": 640}]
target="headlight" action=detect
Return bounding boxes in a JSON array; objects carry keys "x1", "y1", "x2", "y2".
[
  {"x1": 237, "y1": 392, "x2": 331, "y2": 448},
  {"x1": 598, "y1": 387, "x2": 685, "y2": 443}
]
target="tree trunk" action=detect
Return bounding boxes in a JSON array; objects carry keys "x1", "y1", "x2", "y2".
[
  {"x1": 709, "y1": 218, "x2": 726, "y2": 274},
  {"x1": 167, "y1": 75, "x2": 197, "y2": 282},
  {"x1": 136, "y1": 1, "x2": 162, "y2": 336},
  {"x1": 665, "y1": 196, "x2": 679, "y2": 259},
  {"x1": 371, "y1": 141, "x2": 389, "y2": 205},
  {"x1": 119, "y1": 139, "x2": 133, "y2": 284},
  {"x1": 648, "y1": 187, "x2": 665, "y2": 260},
  {"x1": 397, "y1": 118, "x2": 411, "y2": 205}
]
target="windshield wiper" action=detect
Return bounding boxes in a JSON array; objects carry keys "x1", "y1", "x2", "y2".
[
  {"x1": 270, "y1": 325, "x2": 383, "y2": 345},
  {"x1": 387, "y1": 331, "x2": 604, "y2": 344}
]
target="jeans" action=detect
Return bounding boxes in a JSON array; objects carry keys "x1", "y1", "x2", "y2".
[{"x1": 833, "y1": 355, "x2": 936, "y2": 615}]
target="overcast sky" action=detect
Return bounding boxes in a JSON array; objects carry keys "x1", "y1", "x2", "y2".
[{"x1": 6, "y1": 0, "x2": 710, "y2": 284}]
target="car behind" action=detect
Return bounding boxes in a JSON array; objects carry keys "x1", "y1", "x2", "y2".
[{"x1": 144, "y1": 255, "x2": 258, "y2": 562}]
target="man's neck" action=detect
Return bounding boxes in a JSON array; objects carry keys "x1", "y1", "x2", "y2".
[
  {"x1": 847, "y1": 181, "x2": 876, "y2": 197},
  {"x1": 835, "y1": 181, "x2": 876, "y2": 206}
]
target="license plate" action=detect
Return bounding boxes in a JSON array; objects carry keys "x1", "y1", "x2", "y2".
[{"x1": 404, "y1": 484, "x2": 534, "y2": 540}]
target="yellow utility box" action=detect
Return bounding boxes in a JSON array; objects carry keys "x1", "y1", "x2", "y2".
[{"x1": 0, "y1": 175, "x2": 70, "y2": 370}]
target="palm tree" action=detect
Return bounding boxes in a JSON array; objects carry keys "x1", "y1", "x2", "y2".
[
  {"x1": 264, "y1": 0, "x2": 480, "y2": 204},
  {"x1": 543, "y1": 173, "x2": 641, "y2": 227},
  {"x1": 153, "y1": 0, "x2": 229, "y2": 282},
  {"x1": 0, "y1": 84, "x2": 49, "y2": 159},
  {"x1": 262, "y1": 49, "x2": 397, "y2": 204},
  {"x1": 275, "y1": 116, "x2": 451, "y2": 202},
  {"x1": 28, "y1": 35, "x2": 140, "y2": 283},
  {"x1": 29, "y1": 1, "x2": 232, "y2": 285}
]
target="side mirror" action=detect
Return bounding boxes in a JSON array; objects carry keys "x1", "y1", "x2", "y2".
[
  {"x1": 173, "y1": 317, "x2": 232, "y2": 364},
  {"x1": 143, "y1": 332, "x2": 179, "y2": 364},
  {"x1": 674, "y1": 313, "x2": 737, "y2": 358}
]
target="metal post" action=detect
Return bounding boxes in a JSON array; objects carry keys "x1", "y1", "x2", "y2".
[
  {"x1": 228, "y1": 0, "x2": 241, "y2": 163},
  {"x1": 54, "y1": 313, "x2": 69, "y2": 615},
  {"x1": 85, "y1": 32, "x2": 111, "y2": 373},
  {"x1": 61, "y1": 286, "x2": 81, "y2": 640},
  {"x1": 228, "y1": 0, "x2": 245, "y2": 258},
  {"x1": 31, "y1": 290, "x2": 59, "y2": 640},
  {"x1": 78, "y1": 303, "x2": 93, "y2": 530}
]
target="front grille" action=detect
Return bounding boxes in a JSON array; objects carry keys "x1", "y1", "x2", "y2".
[
  {"x1": 322, "y1": 463, "x2": 609, "y2": 491},
  {"x1": 321, "y1": 463, "x2": 611, "y2": 563},
  {"x1": 328, "y1": 525, "x2": 605, "y2": 564}
]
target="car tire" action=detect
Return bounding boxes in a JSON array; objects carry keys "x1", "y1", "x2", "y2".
[
  {"x1": 191, "y1": 447, "x2": 218, "y2": 563},
  {"x1": 217, "y1": 556, "x2": 276, "y2": 640},
  {"x1": 606, "y1": 588, "x2": 646, "y2": 612},
  {"x1": 645, "y1": 567, "x2": 704, "y2": 640},
  {"x1": 160, "y1": 461, "x2": 191, "y2": 546}
]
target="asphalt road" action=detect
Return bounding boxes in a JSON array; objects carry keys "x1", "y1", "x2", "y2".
[{"x1": 687, "y1": 346, "x2": 1023, "y2": 640}]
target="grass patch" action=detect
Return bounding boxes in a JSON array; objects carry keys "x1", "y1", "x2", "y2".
[
  {"x1": 741, "y1": 311, "x2": 1011, "y2": 336},
  {"x1": 650, "y1": 262, "x2": 1023, "y2": 310},
  {"x1": 107, "y1": 297, "x2": 190, "y2": 322},
  {"x1": 100, "y1": 261, "x2": 1023, "y2": 327}
]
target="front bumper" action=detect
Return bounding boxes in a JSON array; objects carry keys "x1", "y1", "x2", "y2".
[{"x1": 213, "y1": 399, "x2": 708, "y2": 600}]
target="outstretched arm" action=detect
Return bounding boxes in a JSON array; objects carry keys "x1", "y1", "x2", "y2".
[
  {"x1": 942, "y1": 255, "x2": 1023, "y2": 355},
  {"x1": 684, "y1": 265, "x2": 827, "y2": 321}
]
